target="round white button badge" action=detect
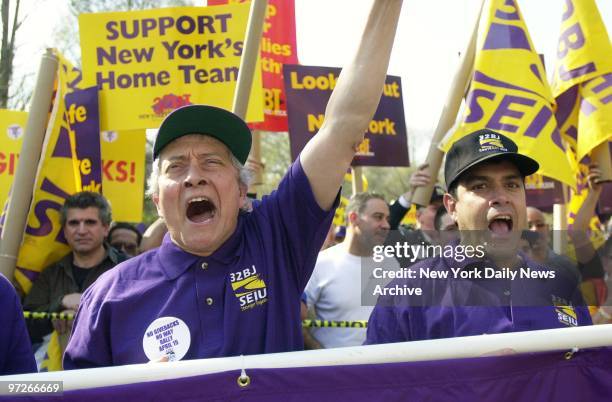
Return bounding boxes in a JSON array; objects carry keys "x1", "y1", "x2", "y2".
[{"x1": 142, "y1": 316, "x2": 191, "y2": 362}]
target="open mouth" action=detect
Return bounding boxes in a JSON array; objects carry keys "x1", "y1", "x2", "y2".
[
  {"x1": 186, "y1": 197, "x2": 216, "y2": 223},
  {"x1": 488, "y1": 215, "x2": 513, "y2": 235}
]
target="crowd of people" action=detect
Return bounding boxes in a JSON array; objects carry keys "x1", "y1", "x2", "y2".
[{"x1": 0, "y1": 0, "x2": 610, "y2": 378}]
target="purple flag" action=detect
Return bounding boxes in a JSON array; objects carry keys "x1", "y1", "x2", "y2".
[{"x1": 9, "y1": 347, "x2": 611, "y2": 401}]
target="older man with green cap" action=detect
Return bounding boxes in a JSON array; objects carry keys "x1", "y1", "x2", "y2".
[{"x1": 64, "y1": 0, "x2": 403, "y2": 368}]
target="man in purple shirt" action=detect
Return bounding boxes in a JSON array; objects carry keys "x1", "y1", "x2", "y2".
[
  {"x1": 0, "y1": 274, "x2": 36, "y2": 374},
  {"x1": 64, "y1": 0, "x2": 403, "y2": 368},
  {"x1": 366, "y1": 130, "x2": 592, "y2": 344}
]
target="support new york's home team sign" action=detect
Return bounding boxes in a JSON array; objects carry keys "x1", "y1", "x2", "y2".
[{"x1": 79, "y1": 3, "x2": 263, "y2": 131}]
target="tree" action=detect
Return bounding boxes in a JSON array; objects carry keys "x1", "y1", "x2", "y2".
[{"x1": 0, "y1": 0, "x2": 21, "y2": 108}]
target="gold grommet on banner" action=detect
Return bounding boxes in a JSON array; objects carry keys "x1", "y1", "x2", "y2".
[
  {"x1": 237, "y1": 374, "x2": 251, "y2": 388},
  {"x1": 237, "y1": 355, "x2": 251, "y2": 388},
  {"x1": 564, "y1": 347, "x2": 579, "y2": 360}
]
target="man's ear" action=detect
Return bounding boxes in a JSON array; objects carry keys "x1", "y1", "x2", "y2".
[
  {"x1": 239, "y1": 183, "x2": 248, "y2": 206},
  {"x1": 348, "y1": 211, "x2": 359, "y2": 225},
  {"x1": 102, "y1": 223, "x2": 110, "y2": 237},
  {"x1": 152, "y1": 193, "x2": 163, "y2": 218},
  {"x1": 443, "y1": 193, "x2": 457, "y2": 222}
]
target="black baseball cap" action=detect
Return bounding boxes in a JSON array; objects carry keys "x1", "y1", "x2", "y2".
[
  {"x1": 153, "y1": 105, "x2": 252, "y2": 163},
  {"x1": 444, "y1": 129, "x2": 539, "y2": 190}
]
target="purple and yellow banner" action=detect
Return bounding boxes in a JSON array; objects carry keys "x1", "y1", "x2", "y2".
[
  {"x1": 441, "y1": 0, "x2": 575, "y2": 188},
  {"x1": 284, "y1": 64, "x2": 409, "y2": 167},
  {"x1": 7, "y1": 348, "x2": 611, "y2": 401},
  {"x1": 551, "y1": 0, "x2": 611, "y2": 250},
  {"x1": 79, "y1": 4, "x2": 263, "y2": 131},
  {"x1": 552, "y1": 0, "x2": 612, "y2": 165},
  {"x1": 14, "y1": 56, "x2": 103, "y2": 293},
  {"x1": 0, "y1": 110, "x2": 27, "y2": 210}
]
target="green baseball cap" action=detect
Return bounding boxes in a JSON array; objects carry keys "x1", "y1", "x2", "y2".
[{"x1": 153, "y1": 105, "x2": 252, "y2": 164}]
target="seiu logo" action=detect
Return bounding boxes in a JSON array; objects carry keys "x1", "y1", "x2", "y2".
[
  {"x1": 152, "y1": 94, "x2": 192, "y2": 115},
  {"x1": 479, "y1": 134, "x2": 503, "y2": 149}
]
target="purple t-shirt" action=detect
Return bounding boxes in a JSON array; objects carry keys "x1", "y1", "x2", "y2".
[
  {"x1": 365, "y1": 252, "x2": 592, "y2": 344},
  {"x1": 0, "y1": 274, "x2": 36, "y2": 375},
  {"x1": 64, "y1": 160, "x2": 337, "y2": 368}
]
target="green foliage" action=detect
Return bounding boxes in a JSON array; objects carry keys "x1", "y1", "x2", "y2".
[{"x1": 256, "y1": 131, "x2": 427, "y2": 204}]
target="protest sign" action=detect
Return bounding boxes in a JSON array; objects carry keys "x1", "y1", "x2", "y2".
[
  {"x1": 79, "y1": 3, "x2": 264, "y2": 131},
  {"x1": 209, "y1": 0, "x2": 298, "y2": 131},
  {"x1": 0, "y1": 110, "x2": 27, "y2": 209},
  {"x1": 525, "y1": 174, "x2": 565, "y2": 211},
  {"x1": 101, "y1": 130, "x2": 146, "y2": 222},
  {"x1": 284, "y1": 64, "x2": 409, "y2": 167}
]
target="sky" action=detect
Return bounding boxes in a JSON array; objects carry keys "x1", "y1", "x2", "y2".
[{"x1": 13, "y1": 0, "x2": 612, "y2": 164}]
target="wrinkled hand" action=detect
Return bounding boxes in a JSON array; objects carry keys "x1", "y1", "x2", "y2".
[
  {"x1": 410, "y1": 163, "x2": 432, "y2": 189},
  {"x1": 52, "y1": 309, "x2": 76, "y2": 335},
  {"x1": 586, "y1": 165, "x2": 603, "y2": 193},
  {"x1": 401, "y1": 164, "x2": 433, "y2": 200},
  {"x1": 593, "y1": 306, "x2": 612, "y2": 325},
  {"x1": 61, "y1": 293, "x2": 82, "y2": 311},
  {"x1": 148, "y1": 355, "x2": 169, "y2": 364}
]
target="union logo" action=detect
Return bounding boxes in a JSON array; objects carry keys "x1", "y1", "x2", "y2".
[
  {"x1": 552, "y1": 295, "x2": 578, "y2": 327},
  {"x1": 478, "y1": 133, "x2": 506, "y2": 152},
  {"x1": 230, "y1": 265, "x2": 268, "y2": 311},
  {"x1": 151, "y1": 94, "x2": 192, "y2": 116}
]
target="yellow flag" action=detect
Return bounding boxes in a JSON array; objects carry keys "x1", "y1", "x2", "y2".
[
  {"x1": 15, "y1": 83, "x2": 74, "y2": 293},
  {"x1": 14, "y1": 52, "x2": 95, "y2": 293},
  {"x1": 101, "y1": 130, "x2": 146, "y2": 222},
  {"x1": 38, "y1": 331, "x2": 64, "y2": 372},
  {"x1": 0, "y1": 110, "x2": 27, "y2": 209},
  {"x1": 441, "y1": 0, "x2": 575, "y2": 188},
  {"x1": 551, "y1": 0, "x2": 612, "y2": 163}
]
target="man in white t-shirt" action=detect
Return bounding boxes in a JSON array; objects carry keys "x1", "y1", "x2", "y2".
[{"x1": 304, "y1": 192, "x2": 397, "y2": 348}]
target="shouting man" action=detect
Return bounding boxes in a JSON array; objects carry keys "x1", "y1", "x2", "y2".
[
  {"x1": 366, "y1": 130, "x2": 591, "y2": 344},
  {"x1": 64, "y1": 0, "x2": 403, "y2": 368}
]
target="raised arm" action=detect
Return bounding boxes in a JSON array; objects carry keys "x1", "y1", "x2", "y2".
[
  {"x1": 570, "y1": 165, "x2": 603, "y2": 265},
  {"x1": 300, "y1": 0, "x2": 403, "y2": 210}
]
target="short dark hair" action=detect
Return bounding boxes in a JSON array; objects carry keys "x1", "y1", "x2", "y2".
[
  {"x1": 108, "y1": 222, "x2": 142, "y2": 245},
  {"x1": 446, "y1": 158, "x2": 526, "y2": 198},
  {"x1": 433, "y1": 205, "x2": 449, "y2": 231},
  {"x1": 60, "y1": 191, "x2": 112, "y2": 226}
]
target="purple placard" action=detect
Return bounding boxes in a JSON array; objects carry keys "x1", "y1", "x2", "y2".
[
  {"x1": 525, "y1": 174, "x2": 565, "y2": 212},
  {"x1": 65, "y1": 86, "x2": 102, "y2": 191},
  {"x1": 284, "y1": 64, "x2": 409, "y2": 167}
]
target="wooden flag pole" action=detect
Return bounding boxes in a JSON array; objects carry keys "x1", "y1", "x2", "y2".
[
  {"x1": 351, "y1": 167, "x2": 364, "y2": 195},
  {"x1": 591, "y1": 141, "x2": 612, "y2": 183},
  {"x1": 553, "y1": 203, "x2": 568, "y2": 255},
  {"x1": 231, "y1": 0, "x2": 268, "y2": 119},
  {"x1": 553, "y1": 178, "x2": 570, "y2": 255},
  {"x1": 410, "y1": 0, "x2": 484, "y2": 206},
  {"x1": 231, "y1": 0, "x2": 268, "y2": 196},
  {"x1": 0, "y1": 49, "x2": 58, "y2": 280}
]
